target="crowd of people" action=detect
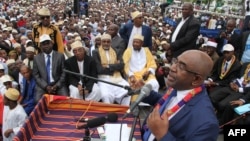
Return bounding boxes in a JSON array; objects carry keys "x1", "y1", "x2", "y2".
[{"x1": 0, "y1": 0, "x2": 249, "y2": 140}]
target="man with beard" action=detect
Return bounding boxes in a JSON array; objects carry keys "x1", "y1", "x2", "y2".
[
  {"x1": 92, "y1": 34, "x2": 130, "y2": 105},
  {"x1": 123, "y1": 34, "x2": 159, "y2": 92}
]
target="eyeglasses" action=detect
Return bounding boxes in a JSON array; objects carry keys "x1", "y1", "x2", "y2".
[
  {"x1": 41, "y1": 16, "x2": 50, "y2": 20},
  {"x1": 171, "y1": 58, "x2": 200, "y2": 75}
]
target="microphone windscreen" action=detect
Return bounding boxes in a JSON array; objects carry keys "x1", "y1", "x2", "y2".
[
  {"x1": 87, "y1": 117, "x2": 106, "y2": 128},
  {"x1": 141, "y1": 83, "x2": 153, "y2": 97},
  {"x1": 107, "y1": 113, "x2": 118, "y2": 122}
]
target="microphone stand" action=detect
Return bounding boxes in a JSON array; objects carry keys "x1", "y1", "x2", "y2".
[
  {"x1": 128, "y1": 105, "x2": 140, "y2": 141},
  {"x1": 83, "y1": 128, "x2": 91, "y2": 141},
  {"x1": 64, "y1": 69, "x2": 132, "y2": 91}
]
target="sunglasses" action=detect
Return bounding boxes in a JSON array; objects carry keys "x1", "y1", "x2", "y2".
[{"x1": 41, "y1": 16, "x2": 50, "y2": 20}]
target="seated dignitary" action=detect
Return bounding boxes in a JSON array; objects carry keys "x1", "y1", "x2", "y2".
[
  {"x1": 141, "y1": 50, "x2": 219, "y2": 141},
  {"x1": 18, "y1": 65, "x2": 36, "y2": 115},
  {"x1": 123, "y1": 34, "x2": 159, "y2": 92},
  {"x1": 203, "y1": 40, "x2": 220, "y2": 65},
  {"x1": 211, "y1": 62, "x2": 250, "y2": 125},
  {"x1": 205, "y1": 44, "x2": 242, "y2": 93},
  {"x1": 33, "y1": 34, "x2": 68, "y2": 102},
  {"x1": 92, "y1": 34, "x2": 131, "y2": 105},
  {"x1": 64, "y1": 40, "x2": 101, "y2": 101},
  {"x1": 219, "y1": 93, "x2": 250, "y2": 126}
]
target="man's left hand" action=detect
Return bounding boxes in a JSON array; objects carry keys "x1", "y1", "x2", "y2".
[
  {"x1": 147, "y1": 106, "x2": 169, "y2": 140},
  {"x1": 142, "y1": 71, "x2": 151, "y2": 80},
  {"x1": 4, "y1": 129, "x2": 13, "y2": 138}
]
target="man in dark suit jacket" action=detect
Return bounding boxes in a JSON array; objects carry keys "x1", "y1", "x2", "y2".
[
  {"x1": 141, "y1": 50, "x2": 219, "y2": 141},
  {"x1": 33, "y1": 34, "x2": 68, "y2": 102},
  {"x1": 119, "y1": 11, "x2": 152, "y2": 50},
  {"x1": 107, "y1": 24, "x2": 126, "y2": 57},
  {"x1": 211, "y1": 62, "x2": 250, "y2": 125},
  {"x1": 166, "y1": 3, "x2": 200, "y2": 57},
  {"x1": 64, "y1": 40, "x2": 101, "y2": 101},
  {"x1": 206, "y1": 44, "x2": 242, "y2": 96},
  {"x1": 215, "y1": 19, "x2": 241, "y2": 57}
]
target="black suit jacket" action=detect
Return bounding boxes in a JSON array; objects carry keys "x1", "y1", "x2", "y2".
[
  {"x1": 111, "y1": 35, "x2": 126, "y2": 57},
  {"x1": 170, "y1": 15, "x2": 200, "y2": 57},
  {"x1": 216, "y1": 30, "x2": 241, "y2": 57},
  {"x1": 210, "y1": 56, "x2": 242, "y2": 86},
  {"x1": 64, "y1": 55, "x2": 97, "y2": 92}
]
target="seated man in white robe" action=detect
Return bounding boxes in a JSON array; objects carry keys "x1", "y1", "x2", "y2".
[
  {"x1": 123, "y1": 34, "x2": 160, "y2": 92},
  {"x1": 92, "y1": 34, "x2": 131, "y2": 106},
  {"x1": 64, "y1": 40, "x2": 101, "y2": 101}
]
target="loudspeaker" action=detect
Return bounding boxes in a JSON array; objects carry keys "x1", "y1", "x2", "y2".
[{"x1": 73, "y1": 0, "x2": 79, "y2": 15}]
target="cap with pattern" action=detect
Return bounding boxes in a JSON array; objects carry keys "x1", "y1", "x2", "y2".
[
  {"x1": 37, "y1": 7, "x2": 50, "y2": 16},
  {"x1": 71, "y1": 41, "x2": 83, "y2": 50},
  {"x1": 131, "y1": 11, "x2": 142, "y2": 20},
  {"x1": 133, "y1": 34, "x2": 144, "y2": 41},
  {"x1": 101, "y1": 34, "x2": 111, "y2": 40},
  {"x1": 4, "y1": 88, "x2": 20, "y2": 101}
]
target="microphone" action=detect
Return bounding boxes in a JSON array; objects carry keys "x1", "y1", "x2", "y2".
[
  {"x1": 77, "y1": 118, "x2": 89, "y2": 122},
  {"x1": 77, "y1": 113, "x2": 118, "y2": 129},
  {"x1": 122, "y1": 84, "x2": 152, "y2": 119},
  {"x1": 64, "y1": 69, "x2": 132, "y2": 91}
]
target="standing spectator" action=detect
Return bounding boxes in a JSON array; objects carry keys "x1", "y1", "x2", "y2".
[
  {"x1": 216, "y1": 19, "x2": 241, "y2": 57},
  {"x1": 107, "y1": 24, "x2": 126, "y2": 57},
  {"x1": 119, "y1": 11, "x2": 152, "y2": 50},
  {"x1": 167, "y1": 2, "x2": 200, "y2": 57},
  {"x1": 33, "y1": 34, "x2": 68, "y2": 102},
  {"x1": 32, "y1": 7, "x2": 64, "y2": 53}
]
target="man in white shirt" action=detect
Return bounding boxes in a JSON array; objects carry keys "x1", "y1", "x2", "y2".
[
  {"x1": 2, "y1": 88, "x2": 27, "y2": 141},
  {"x1": 165, "y1": 2, "x2": 200, "y2": 57},
  {"x1": 119, "y1": 11, "x2": 153, "y2": 50},
  {"x1": 141, "y1": 50, "x2": 219, "y2": 141},
  {"x1": 123, "y1": 34, "x2": 159, "y2": 92}
]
